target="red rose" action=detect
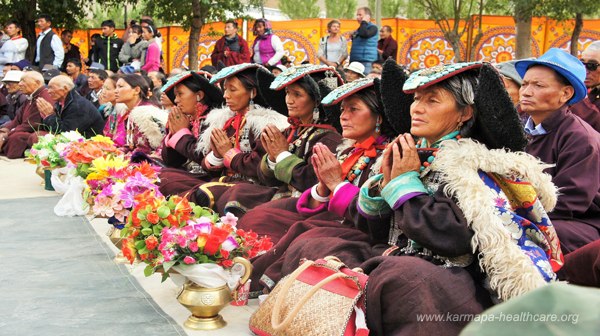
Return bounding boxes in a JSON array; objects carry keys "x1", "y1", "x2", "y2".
[
  {"x1": 145, "y1": 236, "x2": 159, "y2": 250},
  {"x1": 220, "y1": 259, "x2": 234, "y2": 268},
  {"x1": 146, "y1": 212, "x2": 160, "y2": 224}
]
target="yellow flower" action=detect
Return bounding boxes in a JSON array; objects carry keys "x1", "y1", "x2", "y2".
[
  {"x1": 89, "y1": 156, "x2": 129, "y2": 175},
  {"x1": 90, "y1": 135, "x2": 114, "y2": 145}
]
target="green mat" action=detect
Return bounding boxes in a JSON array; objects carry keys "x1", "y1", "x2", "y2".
[{"x1": 0, "y1": 197, "x2": 185, "y2": 335}]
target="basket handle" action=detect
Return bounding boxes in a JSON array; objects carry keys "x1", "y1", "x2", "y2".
[{"x1": 270, "y1": 260, "x2": 351, "y2": 331}]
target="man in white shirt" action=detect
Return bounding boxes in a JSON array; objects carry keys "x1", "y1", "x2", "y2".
[
  {"x1": 35, "y1": 14, "x2": 64, "y2": 70},
  {"x1": 0, "y1": 21, "x2": 28, "y2": 74}
]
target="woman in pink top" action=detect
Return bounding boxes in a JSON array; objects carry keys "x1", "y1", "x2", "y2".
[{"x1": 141, "y1": 24, "x2": 161, "y2": 72}]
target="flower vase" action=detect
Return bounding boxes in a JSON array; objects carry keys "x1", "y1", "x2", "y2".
[
  {"x1": 35, "y1": 165, "x2": 45, "y2": 179},
  {"x1": 44, "y1": 168, "x2": 54, "y2": 191},
  {"x1": 176, "y1": 257, "x2": 252, "y2": 330}
]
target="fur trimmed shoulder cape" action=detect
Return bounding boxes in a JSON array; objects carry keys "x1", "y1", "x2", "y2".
[
  {"x1": 129, "y1": 105, "x2": 168, "y2": 150},
  {"x1": 433, "y1": 138, "x2": 559, "y2": 300},
  {"x1": 195, "y1": 105, "x2": 289, "y2": 154}
]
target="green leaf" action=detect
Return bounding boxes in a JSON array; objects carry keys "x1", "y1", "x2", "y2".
[
  {"x1": 144, "y1": 264, "x2": 155, "y2": 277},
  {"x1": 157, "y1": 206, "x2": 171, "y2": 218},
  {"x1": 141, "y1": 228, "x2": 153, "y2": 235},
  {"x1": 162, "y1": 260, "x2": 176, "y2": 272},
  {"x1": 135, "y1": 240, "x2": 146, "y2": 250},
  {"x1": 153, "y1": 225, "x2": 162, "y2": 236},
  {"x1": 139, "y1": 247, "x2": 149, "y2": 255},
  {"x1": 161, "y1": 272, "x2": 170, "y2": 282}
]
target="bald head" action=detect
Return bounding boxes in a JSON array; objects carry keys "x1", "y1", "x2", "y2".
[
  {"x1": 48, "y1": 75, "x2": 75, "y2": 102},
  {"x1": 19, "y1": 71, "x2": 45, "y2": 95}
]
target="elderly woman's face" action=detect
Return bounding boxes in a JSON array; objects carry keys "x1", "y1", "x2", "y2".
[
  {"x1": 519, "y1": 65, "x2": 573, "y2": 116},
  {"x1": 410, "y1": 86, "x2": 471, "y2": 145},
  {"x1": 174, "y1": 83, "x2": 202, "y2": 115},
  {"x1": 340, "y1": 96, "x2": 379, "y2": 142}
]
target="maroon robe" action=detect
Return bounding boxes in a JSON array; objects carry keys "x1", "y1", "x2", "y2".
[
  {"x1": 526, "y1": 106, "x2": 600, "y2": 253},
  {"x1": 0, "y1": 87, "x2": 53, "y2": 159},
  {"x1": 214, "y1": 126, "x2": 342, "y2": 216},
  {"x1": 570, "y1": 91, "x2": 600, "y2": 133}
]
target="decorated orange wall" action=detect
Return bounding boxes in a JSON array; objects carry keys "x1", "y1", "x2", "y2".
[{"x1": 63, "y1": 15, "x2": 600, "y2": 73}]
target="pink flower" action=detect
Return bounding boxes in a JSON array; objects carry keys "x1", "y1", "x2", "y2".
[
  {"x1": 189, "y1": 241, "x2": 199, "y2": 252},
  {"x1": 221, "y1": 236, "x2": 239, "y2": 251},
  {"x1": 183, "y1": 256, "x2": 196, "y2": 264},
  {"x1": 220, "y1": 213, "x2": 238, "y2": 227}
]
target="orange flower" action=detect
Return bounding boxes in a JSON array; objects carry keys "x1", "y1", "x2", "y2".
[
  {"x1": 145, "y1": 236, "x2": 159, "y2": 250},
  {"x1": 146, "y1": 212, "x2": 160, "y2": 224}
]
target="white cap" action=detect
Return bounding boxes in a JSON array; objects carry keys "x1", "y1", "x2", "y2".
[
  {"x1": 2, "y1": 70, "x2": 23, "y2": 82},
  {"x1": 344, "y1": 62, "x2": 366, "y2": 77}
]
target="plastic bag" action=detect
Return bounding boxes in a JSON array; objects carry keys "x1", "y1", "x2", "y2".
[{"x1": 53, "y1": 168, "x2": 89, "y2": 217}]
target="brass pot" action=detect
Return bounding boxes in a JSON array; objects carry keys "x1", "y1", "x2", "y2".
[
  {"x1": 176, "y1": 257, "x2": 252, "y2": 330},
  {"x1": 107, "y1": 226, "x2": 128, "y2": 263}
]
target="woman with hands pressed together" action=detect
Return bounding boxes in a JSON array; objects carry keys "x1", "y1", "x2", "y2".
[
  {"x1": 279, "y1": 60, "x2": 564, "y2": 336},
  {"x1": 240, "y1": 77, "x2": 398, "y2": 294},
  {"x1": 157, "y1": 71, "x2": 224, "y2": 196},
  {"x1": 206, "y1": 65, "x2": 343, "y2": 217},
  {"x1": 175, "y1": 63, "x2": 288, "y2": 206}
]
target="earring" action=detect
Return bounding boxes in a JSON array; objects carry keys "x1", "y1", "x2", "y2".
[
  {"x1": 312, "y1": 107, "x2": 320, "y2": 122},
  {"x1": 375, "y1": 121, "x2": 381, "y2": 134},
  {"x1": 457, "y1": 121, "x2": 464, "y2": 129},
  {"x1": 196, "y1": 96, "x2": 201, "y2": 102}
]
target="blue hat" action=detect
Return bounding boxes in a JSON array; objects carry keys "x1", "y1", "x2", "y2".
[
  {"x1": 209, "y1": 63, "x2": 264, "y2": 84},
  {"x1": 269, "y1": 64, "x2": 343, "y2": 91},
  {"x1": 515, "y1": 48, "x2": 586, "y2": 104},
  {"x1": 119, "y1": 65, "x2": 135, "y2": 74},
  {"x1": 11, "y1": 59, "x2": 32, "y2": 70},
  {"x1": 321, "y1": 77, "x2": 375, "y2": 106},
  {"x1": 161, "y1": 70, "x2": 223, "y2": 108},
  {"x1": 403, "y1": 62, "x2": 483, "y2": 93}
]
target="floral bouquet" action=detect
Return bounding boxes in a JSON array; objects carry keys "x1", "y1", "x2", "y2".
[
  {"x1": 121, "y1": 191, "x2": 272, "y2": 288},
  {"x1": 85, "y1": 156, "x2": 160, "y2": 222},
  {"x1": 62, "y1": 135, "x2": 122, "y2": 178},
  {"x1": 26, "y1": 131, "x2": 84, "y2": 168},
  {"x1": 157, "y1": 213, "x2": 273, "y2": 288}
]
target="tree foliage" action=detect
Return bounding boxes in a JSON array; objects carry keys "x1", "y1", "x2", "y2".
[
  {"x1": 325, "y1": 0, "x2": 357, "y2": 19},
  {"x1": 417, "y1": 0, "x2": 483, "y2": 62},
  {"x1": 140, "y1": 0, "x2": 247, "y2": 70},
  {"x1": 367, "y1": 0, "x2": 405, "y2": 18},
  {"x1": 279, "y1": 0, "x2": 320, "y2": 20},
  {"x1": 0, "y1": 0, "x2": 92, "y2": 60}
]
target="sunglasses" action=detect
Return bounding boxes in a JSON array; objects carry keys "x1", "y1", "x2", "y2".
[{"x1": 581, "y1": 61, "x2": 600, "y2": 71}]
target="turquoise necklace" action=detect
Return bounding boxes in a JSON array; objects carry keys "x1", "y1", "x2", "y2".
[{"x1": 416, "y1": 130, "x2": 461, "y2": 172}]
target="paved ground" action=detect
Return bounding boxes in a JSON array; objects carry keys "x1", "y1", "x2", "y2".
[{"x1": 0, "y1": 157, "x2": 257, "y2": 335}]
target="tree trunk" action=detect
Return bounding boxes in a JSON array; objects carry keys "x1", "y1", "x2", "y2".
[
  {"x1": 571, "y1": 13, "x2": 583, "y2": 56},
  {"x1": 445, "y1": 32, "x2": 462, "y2": 63},
  {"x1": 189, "y1": 0, "x2": 204, "y2": 71},
  {"x1": 514, "y1": 4, "x2": 532, "y2": 59},
  {"x1": 14, "y1": 0, "x2": 37, "y2": 62}
]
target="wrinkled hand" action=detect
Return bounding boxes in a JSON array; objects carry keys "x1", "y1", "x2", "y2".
[
  {"x1": 381, "y1": 133, "x2": 421, "y2": 188},
  {"x1": 260, "y1": 124, "x2": 288, "y2": 162},
  {"x1": 168, "y1": 106, "x2": 190, "y2": 133},
  {"x1": 210, "y1": 128, "x2": 233, "y2": 158},
  {"x1": 36, "y1": 99, "x2": 55, "y2": 118},
  {"x1": 311, "y1": 143, "x2": 343, "y2": 193}
]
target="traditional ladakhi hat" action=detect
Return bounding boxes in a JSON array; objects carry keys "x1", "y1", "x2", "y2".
[
  {"x1": 382, "y1": 59, "x2": 526, "y2": 152},
  {"x1": 515, "y1": 48, "x2": 587, "y2": 105},
  {"x1": 161, "y1": 70, "x2": 224, "y2": 108},
  {"x1": 260, "y1": 64, "x2": 345, "y2": 131},
  {"x1": 209, "y1": 63, "x2": 268, "y2": 107},
  {"x1": 321, "y1": 77, "x2": 397, "y2": 138}
]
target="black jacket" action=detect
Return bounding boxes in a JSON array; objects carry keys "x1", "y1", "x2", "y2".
[
  {"x1": 91, "y1": 34, "x2": 123, "y2": 71},
  {"x1": 42, "y1": 89, "x2": 105, "y2": 138}
]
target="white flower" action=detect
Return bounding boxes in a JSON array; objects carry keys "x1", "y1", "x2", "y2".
[
  {"x1": 37, "y1": 148, "x2": 49, "y2": 159},
  {"x1": 61, "y1": 131, "x2": 84, "y2": 142}
]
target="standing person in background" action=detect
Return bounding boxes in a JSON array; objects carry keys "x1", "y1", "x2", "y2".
[
  {"x1": 317, "y1": 19, "x2": 348, "y2": 71},
  {"x1": 377, "y1": 25, "x2": 397, "y2": 61},
  {"x1": 118, "y1": 25, "x2": 148, "y2": 70},
  {"x1": 140, "y1": 24, "x2": 161, "y2": 73},
  {"x1": 211, "y1": 20, "x2": 251, "y2": 67},
  {"x1": 0, "y1": 21, "x2": 28, "y2": 73},
  {"x1": 60, "y1": 30, "x2": 81, "y2": 72},
  {"x1": 64, "y1": 59, "x2": 88, "y2": 95},
  {"x1": 349, "y1": 7, "x2": 378, "y2": 75},
  {"x1": 83, "y1": 33, "x2": 101, "y2": 65},
  {"x1": 251, "y1": 19, "x2": 285, "y2": 67},
  {"x1": 35, "y1": 14, "x2": 64, "y2": 70},
  {"x1": 92, "y1": 20, "x2": 123, "y2": 72},
  {"x1": 140, "y1": 18, "x2": 162, "y2": 52}
]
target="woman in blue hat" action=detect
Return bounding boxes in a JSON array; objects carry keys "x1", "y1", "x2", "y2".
[
  {"x1": 269, "y1": 60, "x2": 564, "y2": 335},
  {"x1": 155, "y1": 70, "x2": 224, "y2": 195},
  {"x1": 201, "y1": 65, "x2": 344, "y2": 216},
  {"x1": 159, "y1": 63, "x2": 288, "y2": 202},
  {"x1": 517, "y1": 48, "x2": 600, "y2": 255}
]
